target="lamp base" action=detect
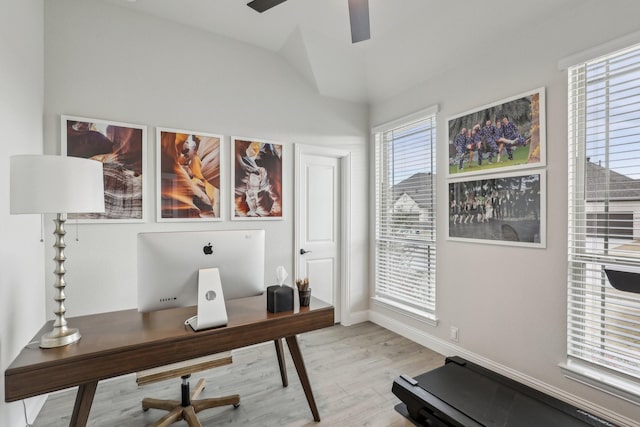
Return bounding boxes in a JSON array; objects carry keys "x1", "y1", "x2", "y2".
[{"x1": 40, "y1": 327, "x2": 81, "y2": 348}]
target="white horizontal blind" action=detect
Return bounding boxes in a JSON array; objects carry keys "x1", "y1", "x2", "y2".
[
  {"x1": 374, "y1": 113, "x2": 436, "y2": 318},
  {"x1": 568, "y1": 44, "x2": 640, "y2": 380}
]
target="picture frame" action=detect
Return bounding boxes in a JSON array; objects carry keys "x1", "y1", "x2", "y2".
[
  {"x1": 448, "y1": 170, "x2": 546, "y2": 248},
  {"x1": 61, "y1": 115, "x2": 147, "y2": 223},
  {"x1": 447, "y1": 87, "x2": 545, "y2": 178},
  {"x1": 231, "y1": 137, "x2": 283, "y2": 220},
  {"x1": 156, "y1": 127, "x2": 224, "y2": 222}
]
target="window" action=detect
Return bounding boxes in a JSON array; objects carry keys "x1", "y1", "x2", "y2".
[
  {"x1": 567, "y1": 44, "x2": 640, "y2": 399},
  {"x1": 373, "y1": 106, "x2": 437, "y2": 321}
]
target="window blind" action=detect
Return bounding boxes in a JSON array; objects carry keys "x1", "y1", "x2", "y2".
[
  {"x1": 374, "y1": 111, "x2": 437, "y2": 318},
  {"x1": 568, "y1": 44, "x2": 640, "y2": 382}
]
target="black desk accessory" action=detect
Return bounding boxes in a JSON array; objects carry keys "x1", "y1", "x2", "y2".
[
  {"x1": 296, "y1": 277, "x2": 311, "y2": 307},
  {"x1": 267, "y1": 285, "x2": 294, "y2": 313}
]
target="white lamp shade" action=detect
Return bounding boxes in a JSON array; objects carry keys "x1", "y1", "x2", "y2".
[{"x1": 10, "y1": 155, "x2": 105, "y2": 214}]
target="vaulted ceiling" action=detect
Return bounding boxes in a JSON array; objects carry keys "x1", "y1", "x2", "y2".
[{"x1": 102, "y1": 0, "x2": 588, "y2": 104}]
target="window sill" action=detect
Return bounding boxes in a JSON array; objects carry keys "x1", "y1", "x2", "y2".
[
  {"x1": 371, "y1": 297, "x2": 437, "y2": 327},
  {"x1": 560, "y1": 359, "x2": 640, "y2": 406}
]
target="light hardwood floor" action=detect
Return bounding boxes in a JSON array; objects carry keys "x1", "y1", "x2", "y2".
[{"x1": 32, "y1": 322, "x2": 444, "y2": 426}]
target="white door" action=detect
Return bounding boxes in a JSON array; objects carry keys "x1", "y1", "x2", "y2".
[{"x1": 295, "y1": 145, "x2": 349, "y2": 323}]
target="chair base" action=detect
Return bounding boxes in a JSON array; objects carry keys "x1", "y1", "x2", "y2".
[{"x1": 142, "y1": 378, "x2": 240, "y2": 427}]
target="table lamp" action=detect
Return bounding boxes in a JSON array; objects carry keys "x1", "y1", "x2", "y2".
[{"x1": 10, "y1": 154, "x2": 105, "y2": 348}]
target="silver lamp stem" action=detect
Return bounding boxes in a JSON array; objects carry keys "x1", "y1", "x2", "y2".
[{"x1": 40, "y1": 213, "x2": 81, "y2": 348}]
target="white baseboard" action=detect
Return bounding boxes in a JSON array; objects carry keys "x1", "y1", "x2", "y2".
[
  {"x1": 367, "y1": 309, "x2": 640, "y2": 427},
  {"x1": 342, "y1": 309, "x2": 369, "y2": 326}
]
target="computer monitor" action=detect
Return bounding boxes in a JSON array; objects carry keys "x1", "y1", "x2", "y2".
[{"x1": 137, "y1": 229, "x2": 265, "y2": 312}]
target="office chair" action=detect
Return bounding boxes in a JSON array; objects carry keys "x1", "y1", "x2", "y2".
[{"x1": 136, "y1": 353, "x2": 240, "y2": 427}]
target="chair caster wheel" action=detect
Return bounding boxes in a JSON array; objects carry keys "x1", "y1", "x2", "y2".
[
  {"x1": 233, "y1": 403, "x2": 240, "y2": 409},
  {"x1": 143, "y1": 408, "x2": 149, "y2": 412}
]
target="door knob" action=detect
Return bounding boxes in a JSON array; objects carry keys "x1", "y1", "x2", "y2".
[{"x1": 300, "y1": 248, "x2": 312, "y2": 255}]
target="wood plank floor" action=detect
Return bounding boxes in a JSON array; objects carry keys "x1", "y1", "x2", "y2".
[{"x1": 32, "y1": 322, "x2": 444, "y2": 426}]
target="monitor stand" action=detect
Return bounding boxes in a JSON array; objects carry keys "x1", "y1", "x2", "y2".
[{"x1": 185, "y1": 268, "x2": 228, "y2": 331}]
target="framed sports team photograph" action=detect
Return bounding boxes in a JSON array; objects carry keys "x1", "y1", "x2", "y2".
[
  {"x1": 61, "y1": 115, "x2": 147, "y2": 223},
  {"x1": 447, "y1": 87, "x2": 545, "y2": 178},
  {"x1": 448, "y1": 170, "x2": 546, "y2": 248},
  {"x1": 231, "y1": 137, "x2": 283, "y2": 220},
  {"x1": 157, "y1": 127, "x2": 224, "y2": 221}
]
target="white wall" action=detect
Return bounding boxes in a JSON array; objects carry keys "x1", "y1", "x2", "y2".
[
  {"x1": 43, "y1": 0, "x2": 369, "y2": 318},
  {"x1": 0, "y1": 1, "x2": 47, "y2": 425},
  {"x1": 370, "y1": 1, "x2": 640, "y2": 425}
]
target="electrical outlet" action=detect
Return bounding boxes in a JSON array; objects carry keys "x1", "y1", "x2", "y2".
[{"x1": 449, "y1": 326, "x2": 459, "y2": 342}]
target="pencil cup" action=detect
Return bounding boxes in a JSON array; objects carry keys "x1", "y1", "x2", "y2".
[{"x1": 298, "y1": 289, "x2": 312, "y2": 307}]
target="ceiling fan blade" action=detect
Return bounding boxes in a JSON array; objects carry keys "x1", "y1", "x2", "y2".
[
  {"x1": 247, "y1": 0, "x2": 288, "y2": 13},
  {"x1": 348, "y1": 0, "x2": 370, "y2": 43}
]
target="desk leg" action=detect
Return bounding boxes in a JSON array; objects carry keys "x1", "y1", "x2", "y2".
[
  {"x1": 285, "y1": 335, "x2": 320, "y2": 422},
  {"x1": 70, "y1": 380, "x2": 98, "y2": 427},
  {"x1": 274, "y1": 339, "x2": 288, "y2": 387}
]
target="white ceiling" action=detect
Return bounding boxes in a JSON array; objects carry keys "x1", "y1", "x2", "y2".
[{"x1": 102, "y1": 0, "x2": 583, "y2": 104}]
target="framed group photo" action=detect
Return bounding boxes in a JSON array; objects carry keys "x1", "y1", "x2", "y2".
[
  {"x1": 447, "y1": 87, "x2": 545, "y2": 178},
  {"x1": 157, "y1": 128, "x2": 224, "y2": 221},
  {"x1": 448, "y1": 170, "x2": 546, "y2": 248},
  {"x1": 62, "y1": 115, "x2": 147, "y2": 222},
  {"x1": 231, "y1": 137, "x2": 283, "y2": 220}
]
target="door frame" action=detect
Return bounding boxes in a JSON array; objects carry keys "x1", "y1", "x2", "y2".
[{"x1": 294, "y1": 144, "x2": 351, "y2": 324}]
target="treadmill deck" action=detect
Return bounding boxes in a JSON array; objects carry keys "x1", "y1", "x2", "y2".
[{"x1": 392, "y1": 357, "x2": 618, "y2": 427}]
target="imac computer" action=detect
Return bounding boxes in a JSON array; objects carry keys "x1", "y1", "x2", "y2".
[{"x1": 137, "y1": 229, "x2": 265, "y2": 313}]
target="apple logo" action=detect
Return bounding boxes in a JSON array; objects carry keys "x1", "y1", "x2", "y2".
[{"x1": 203, "y1": 243, "x2": 213, "y2": 255}]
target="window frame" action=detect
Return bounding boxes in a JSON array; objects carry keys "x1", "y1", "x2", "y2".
[
  {"x1": 371, "y1": 106, "x2": 438, "y2": 323},
  {"x1": 564, "y1": 44, "x2": 640, "y2": 405}
]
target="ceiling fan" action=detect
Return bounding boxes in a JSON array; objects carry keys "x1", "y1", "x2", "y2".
[{"x1": 247, "y1": 0, "x2": 371, "y2": 43}]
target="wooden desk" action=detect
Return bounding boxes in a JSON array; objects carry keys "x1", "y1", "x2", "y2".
[{"x1": 5, "y1": 295, "x2": 334, "y2": 426}]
